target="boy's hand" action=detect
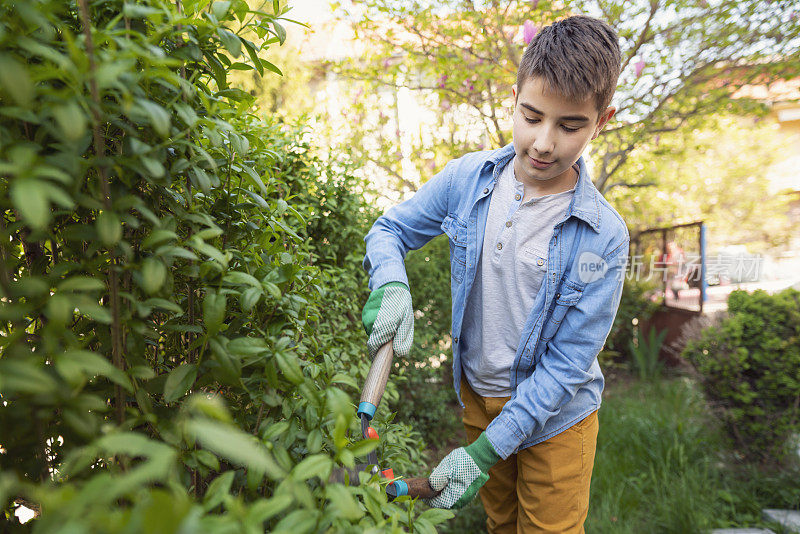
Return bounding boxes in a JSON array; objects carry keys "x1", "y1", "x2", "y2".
[
  {"x1": 423, "y1": 433, "x2": 500, "y2": 509},
  {"x1": 361, "y1": 282, "x2": 414, "y2": 359}
]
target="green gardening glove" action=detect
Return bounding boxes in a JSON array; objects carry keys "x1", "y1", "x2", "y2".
[
  {"x1": 361, "y1": 281, "x2": 414, "y2": 359},
  {"x1": 423, "y1": 432, "x2": 501, "y2": 509}
]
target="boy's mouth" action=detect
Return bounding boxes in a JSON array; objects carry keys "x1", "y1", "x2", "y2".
[{"x1": 529, "y1": 156, "x2": 554, "y2": 170}]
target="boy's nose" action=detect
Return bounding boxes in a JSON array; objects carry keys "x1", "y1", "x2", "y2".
[{"x1": 533, "y1": 127, "x2": 555, "y2": 156}]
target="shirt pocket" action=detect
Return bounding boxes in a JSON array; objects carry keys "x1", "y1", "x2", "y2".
[
  {"x1": 540, "y1": 283, "x2": 583, "y2": 342},
  {"x1": 520, "y1": 246, "x2": 548, "y2": 273},
  {"x1": 441, "y1": 215, "x2": 468, "y2": 283}
]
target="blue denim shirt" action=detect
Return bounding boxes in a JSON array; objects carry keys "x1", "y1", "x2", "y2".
[{"x1": 363, "y1": 143, "x2": 629, "y2": 459}]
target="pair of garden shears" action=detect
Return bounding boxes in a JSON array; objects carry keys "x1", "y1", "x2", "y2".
[{"x1": 332, "y1": 342, "x2": 440, "y2": 500}]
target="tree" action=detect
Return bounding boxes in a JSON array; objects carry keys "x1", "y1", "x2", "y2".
[
  {"x1": 327, "y1": 0, "x2": 800, "y2": 195},
  {"x1": 606, "y1": 114, "x2": 795, "y2": 253}
]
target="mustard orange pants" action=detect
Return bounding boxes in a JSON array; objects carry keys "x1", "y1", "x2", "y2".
[{"x1": 461, "y1": 377, "x2": 599, "y2": 533}]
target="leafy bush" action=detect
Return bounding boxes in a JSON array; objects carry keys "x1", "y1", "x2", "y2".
[
  {"x1": 682, "y1": 289, "x2": 800, "y2": 463},
  {"x1": 0, "y1": 0, "x2": 446, "y2": 531}
]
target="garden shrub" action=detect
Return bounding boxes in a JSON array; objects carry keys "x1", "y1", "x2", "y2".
[
  {"x1": 682, "y1": 289, "x2": 800, "y2": 463},
  {"x1": 0, "y1": 0, "x2": 447, "y2": 531}
]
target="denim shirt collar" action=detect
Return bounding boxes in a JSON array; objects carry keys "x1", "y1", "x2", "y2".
[{"x1": 482, "y1": 143, "x2": 602, "y2": 233}]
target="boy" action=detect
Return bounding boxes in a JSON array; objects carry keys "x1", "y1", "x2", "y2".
[{"x1": 361, "y1": 15, "x2": 628, "y2": 533}]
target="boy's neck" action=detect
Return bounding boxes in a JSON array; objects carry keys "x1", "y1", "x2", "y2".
[{"x1": 513, "y1": 156, "x2": 579, "y2": 202}]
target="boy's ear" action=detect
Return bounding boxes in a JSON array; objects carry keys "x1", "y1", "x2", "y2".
[
  {"x1": 592, "y1": 106, "x2": 616, "y2": 140},
  {"x1": 511, "y1": 84, "x2": 517, "y2": 105}
]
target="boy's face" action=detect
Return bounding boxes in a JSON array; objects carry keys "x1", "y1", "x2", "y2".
[{"x1": 511, "y1": 76, "x2": 615, "y2": 186}]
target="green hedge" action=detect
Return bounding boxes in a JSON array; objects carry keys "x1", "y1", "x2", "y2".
[
  {"x1": 682, "y1": 289, "x2": 800, "y2": 463},
  {"x1": 0, "y1": 1, "x2": 449, "y2": 531}
]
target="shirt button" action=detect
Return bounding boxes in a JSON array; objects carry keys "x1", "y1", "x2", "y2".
[
  {"x1": 514, "y1": 193, "x2": 521, "y2": 201},
  {"x1": 453, "y1": 337, "x2": 459, "y2": 343},
  {"x1": 497, "y1": 243, "x2": 503, "y2": 250},
  {"x1": 483, "y1": 188, "x2": 489, "y2": 194},
  {"x1": 537, "y1": 259, "x2": 544, "y2": 266},
  {"x1": 505, "y1": 221, "x2": 512, "y2": 228}
]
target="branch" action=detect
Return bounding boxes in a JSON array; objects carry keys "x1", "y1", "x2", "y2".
[
  {"x1": 604, "y1": 181, "x2": 657, "y2": 191},
  {"x1": 362, "y1": 153, "x2": 418, "y2": 193},
  {"x1": 78, "y1": 0, "x2": 125, "y2": 426},
  {"x1": 619, "y1": 0, "x2": 659, "y2": 75}
]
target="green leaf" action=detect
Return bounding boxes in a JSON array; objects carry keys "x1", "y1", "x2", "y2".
[
  {"x1": 271, "y1": 21, "x2": 286, "y2": 45},
  {"x1": 135, "y1": 99, "x2": 171, "y2": 138},
  {"x1": 163, "y1": 364, "x2": 197, "y2": 402},
  {"x1": 291, "y1": 454, "x2": 332, "y2": 481},
  {"x1": 414, "y1": 517, "x2": 437, "y2": 534},
  {"x1": 143, "y1": 298, "x2": 183, "y2": 314},
  {"x1": 11, "y1": 179, "x2": 49, "y2": 229},
  {"x1": 196, "y1": 449, "x2": 220, "y2": 471},
  {"x1": 331, "y1": 373, "x2": 358, "y2": 389},
  {"x1": 347, "y1": 438, "x2": 378, "y2": 457},
  {"x1": 325, "y1": 484, "x2": 364, "y2": 521},
  {"x1": 203, "y1": 290, "x2": 226, "y2": 335},
  {"x1": 186, "y1": 419, "x2": 286, "y2": 479},
  {"x1": 306, "y1": 430, "x2": 323, "y2": 453},
  {"x1": 246, "y1": 494, "x2": 293, "y2": 523},
  {"x1": 263, "y1": 281, "x2": 281, "y2": 299},
  {"x1": 240, "y1": 286, "x2": 261, "y2": 311},
  {"x1": 242, "y1": 39, "x2": 264, "y2": 76},
  {"x1": 242, "y1": 164, "x2": 268, "y2": 195},
  {"x1": 96, "y1": 211, "x2": 122, "y2": 245},
  {"x1": 218, "y1": 29, "x2": 242, "y2": 58},
  {"x1": 46, "y1": 293, "x2": 74, "y2": 324},
  {"x1": 122, "y1": 3, "x2": 162, "y2": 17},
  {"x1": 75, "y1": 300, "x2": 113, "y2": 324},
  {"x1": 194, "y1": 226, "x2": 223, "y2": 240},
  {"x1": 275, "y1": 350, "x2": 304, "y2": 385},
  {"x1": 261, "y1": 420, "x2": 289, "y2": 440},
  {"x1": 224, "y1": 271, "x2": 261, "y2": 289},
  {"x1": 332, "y1": 414, "x2": 348, "y2": 451},
  {"x1": 189, "y1": 237, "x2": 227, "y2": 265},
  {"x1": 203, "y1": 471, "x2": 234, "y2": 511},
  {"x1": 0, "y1": 359, "x2": 59, "y2": 395},
  {"x1": 140, "y1": 257, "x2": 167, "y2": 294},
  {"x1": 227, "y1": 336, "x2": 267, "y2": 356},
  {"x1": 0, "y1": 54, "x2": 33, "y2": 107},
  {"x1": 262, "y1": 59, "x2": 283, "y2": 76},
  {"x1": 184, "y1": 393, "x2": 232, "y2": 422},
  {"x1": 211, "y1": 0, "x2": 231, "y2": 19},
  {"x1": 272, "y1": 509, "x2": 318, "y2": 534},
  {"x1": 142, "y1": 229, "x2": 178, "y2": 249},
  {"x1": 57, "y1": 350, "x2": 133, "y2": 392},
  {"x1": 418, "y1": 508, "x2": 455, "y2": 525},
  {"x1": 52, "y1": 101, "x2": 87, "y2": 142},
  {"x1": 141, "y1": 157, "x2": 165, "y2": 178},
  {"x1": 58, "y1": 276, "x2": 105, "y2": 292}
]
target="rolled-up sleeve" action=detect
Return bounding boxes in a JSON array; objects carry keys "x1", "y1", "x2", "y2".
[
  {"x1": 485, "y1": 238, "x2": 629, "y2": 458},
  {"x1": 363, "y1": 161, "x2": 453, "y2": 290}
]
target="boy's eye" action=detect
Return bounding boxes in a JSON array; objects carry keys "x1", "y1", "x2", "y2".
[
  {"x1": 561, "y1": 125, "x2": 580, "y2": 132},
  {"x1": 524, "y1": 116, "x2": 539, "y2": 124}
]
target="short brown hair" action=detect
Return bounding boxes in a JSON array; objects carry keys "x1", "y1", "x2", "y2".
[{"x1": 516, "y1": 15, "x2": 621, "y2": 116}]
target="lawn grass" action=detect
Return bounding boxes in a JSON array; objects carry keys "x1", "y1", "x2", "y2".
[
  {"x1": 588, "y1": 373, "x2": 800, "y2": 533},
  {"x1": 438, "y1": 372, "x2": 800, "y2": 532}
]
